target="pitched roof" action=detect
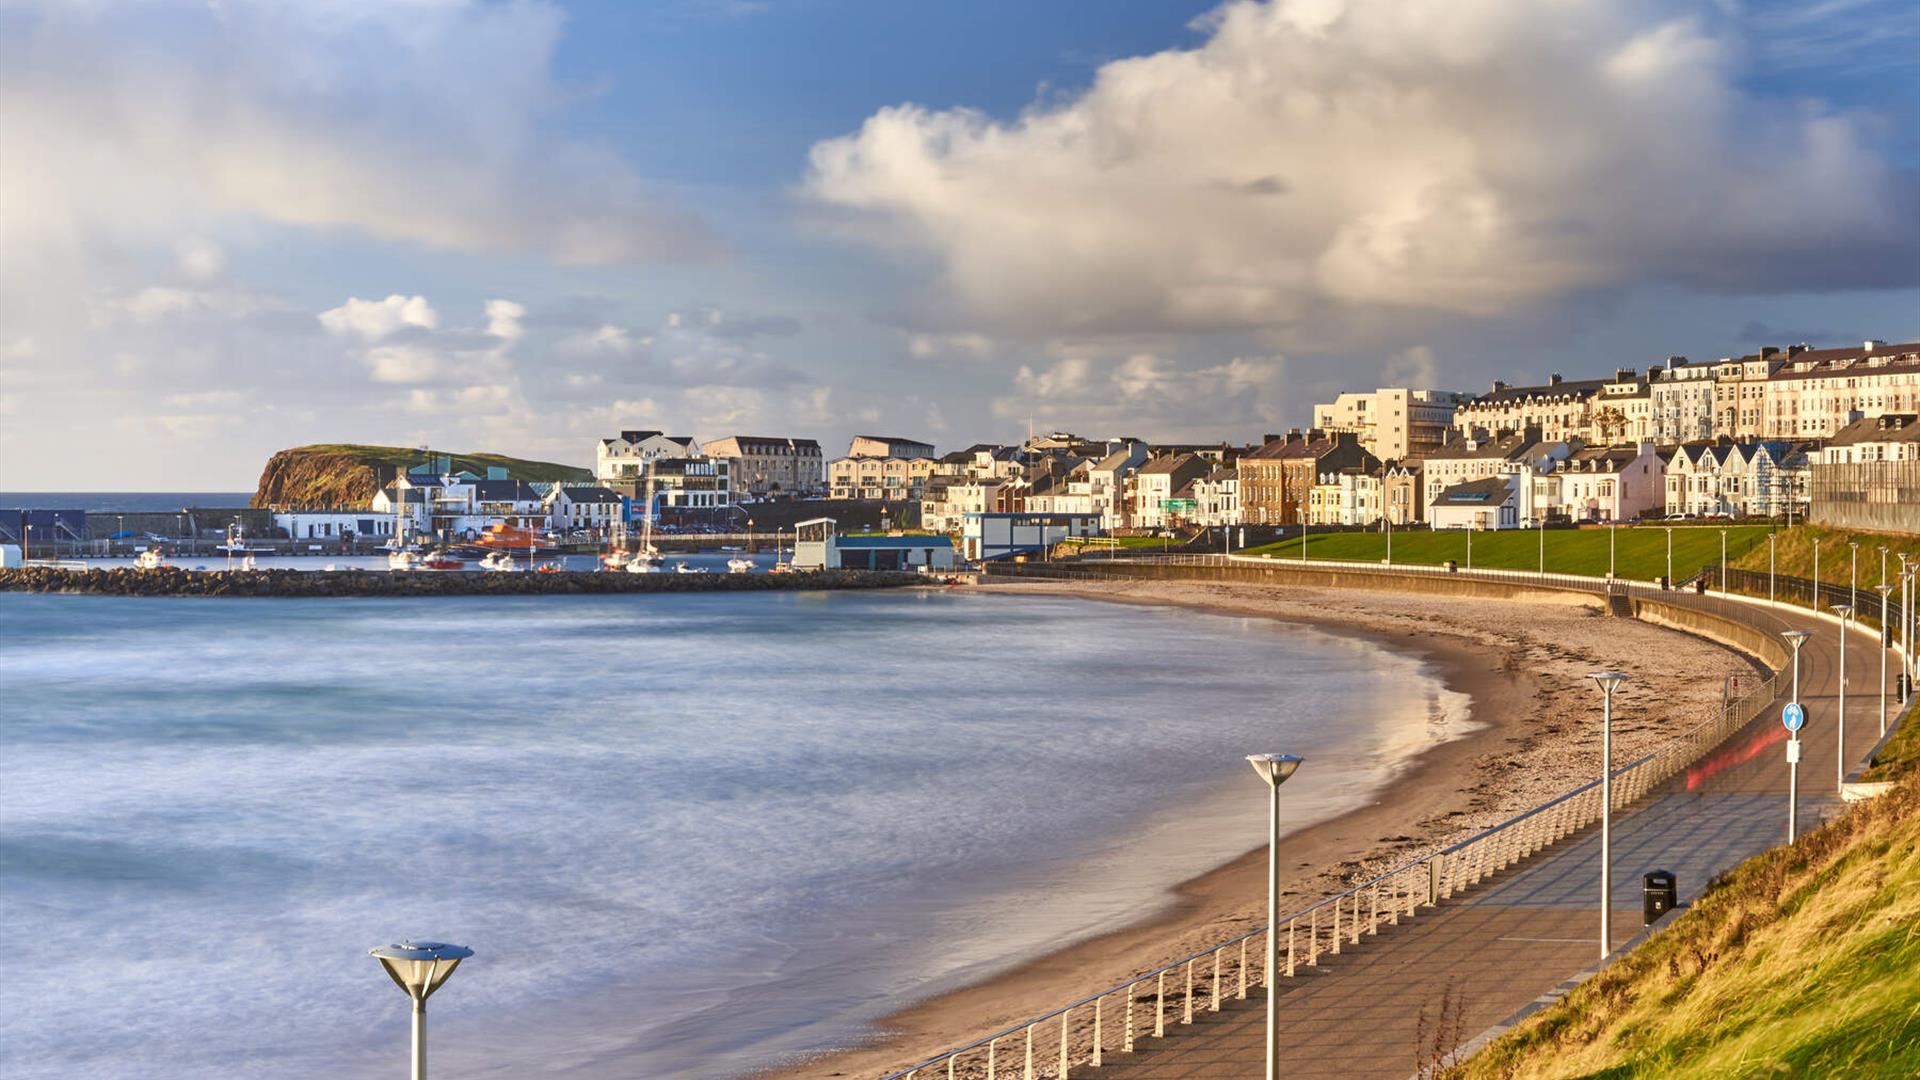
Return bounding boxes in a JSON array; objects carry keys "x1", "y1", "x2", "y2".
[
  {"x1": 1432, "y1": 476, "x2": 1516, "y2": 505},
  {"x1": 1826, "y1": 413, "x2": 1920, "y2": 447}
]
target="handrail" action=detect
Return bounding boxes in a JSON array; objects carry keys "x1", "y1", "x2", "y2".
[{"x1": 883, "y1": 561, "x2": 1797, "y2": 1079}]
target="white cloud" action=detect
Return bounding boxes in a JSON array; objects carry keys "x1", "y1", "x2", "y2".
[
  {"x1": 0, "y1": 1, "x2": 712, "y2": 269},
  {"x1": 808, "y1": 0, "x2": 1919, "y2": 338},
  {"x1": 995, "y1": 350, "x2": 1284, "y2": 433},
  {"x1": 319, "y1": 295, "x2": 439, "y2": 341},
  {"x1": 175, "y1": 238, "x2": 225, "y2": 281},
  {"x1": 364, "y1": 343, "x2": 444, "y2": 384},
  {"x1": 906, "y1": 332, "x2": 995, "y2": 360},
  {"x1": 485, "y1": 299, "x2": 527, "y2": 341},
  {"x1": 1382, "y1": 345, "x2": 1439, "y2": 389}
]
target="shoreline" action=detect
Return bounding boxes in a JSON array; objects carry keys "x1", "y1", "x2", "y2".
[
  {"x1": 762, "y1": 576, "x2": 1760, "y2": 1079},
  {"x1": 0, "y1": 566, "x2": 925, "y2": 597}
]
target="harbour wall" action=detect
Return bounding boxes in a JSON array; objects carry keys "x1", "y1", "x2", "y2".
[{"x1": 0, "y1": 567, "x2": 926, "y2": 598}]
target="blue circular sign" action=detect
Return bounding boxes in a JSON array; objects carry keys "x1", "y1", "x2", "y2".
[{"x1": 1782, "y1": 702, "x2": 1805, "y2": 732}]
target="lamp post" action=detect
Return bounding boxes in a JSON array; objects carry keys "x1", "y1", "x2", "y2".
[
  {"x1": 1833, "y1": 604, "x2": 1853, "y2": 794},
  {"x1": 1769, "y1": 532, "x2": 1777, "y2": 604},
  {"x1": 117, "y1": 514, "x2": 125, "y2": 557},
  {"x1": 1877, "y1": 584, "x2": 1893, "y2": 738},
  {"x1": 1300, "y1": 510, "x2": 1308, "y2": 564},
  {"x1": 22, "y1": 523, "x2": 30, "y2": 562},
  {"x1": 1589, "y1": 672, "x2": 1628, "y2": 959},
  {"x1": 1781, "y1": 630, "x2": 1811, "y2": 843},
  {"x1": 1466, "y1": 524, "x2": 1473, "y2": 571},
  {"x1": 370, "y1": 941, "x2": 473, "y2": 1080},
  {"x1": 1538, "y1": 516, "x2": 1546, "y2": 574},
  {"x1": 1812, "y1": 537, "x2": 1822, "y2": 612},
  {"x1": 1247, "y1": 753, "x2": 1305, "y2": 1080},
  {"x1": 1849, "y1": 541, "x2": 1859, "y2": 614},
  {"x1": 1609, "y1": 519, "x2": 1616, "y2": 579},
  {"x1": 1720, "y1": 528, "x2": 1728, "y2": 595},
  {"x1": 1385, "y1": 515, "x2": 1393, "y2": 565},
  {"x1": 1665, "y1": 525, "x2": 1673, "y2": 587}
]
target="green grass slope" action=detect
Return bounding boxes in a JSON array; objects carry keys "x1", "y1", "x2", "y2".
[
  {"x1": 1444, "y1": 713, "x2": 1920, "y2": 1080},
  {"x1": 1728, "y1": 525, "x2": 1920, "y2": 593},
  {"x1": 251, "y1": 444, "x2": 591, "y2": 508},
  {"x1": 1242, "y1": 525, "x2": 1770, "y2": 581},
  {"x1": 290, "y1": 444, "x2": 590, "y2": 482}
]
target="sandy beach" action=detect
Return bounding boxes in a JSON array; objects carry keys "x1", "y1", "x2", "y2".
[{"x1": 763, "y1": 577, "x2": 1763, "y2": 1079}]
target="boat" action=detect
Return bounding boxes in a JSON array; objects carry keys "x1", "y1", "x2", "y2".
[
  {"x1": 417, "y1": 549, "x2": 463, "y2": 571},
  {"x1": 473, "y1": 522, "x2": 556, "y2": 554},
  {"x1": 534, "y1": 562, "x2": 562, "y2": 574},
  {"x1": 673, "y1": 561, "x2": 706, "y2": 574},
  {"x1": 478, "y1": 551, "x2": 518, "y2": 572},
  {"x1": 769, "y1": 561, "x2": 796, "y2": 574},
  {"x1": 387, "y1": 549, "x2": 418, "y2": 572},
  {"x1": 624, "y1": 557, "x2": 659, "y2": 574},
  {"x1": 133, "y1": 548, "x2": 166, "y2": 570},
  {"x1": 238, "y1": 555, "x2": 260, "y2": 572},
  {"x1": 726, "y1": 556, "x2": 754, "y2": 574}
]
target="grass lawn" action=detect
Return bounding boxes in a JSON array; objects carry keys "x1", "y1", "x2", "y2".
[
  {"x1": 1729, "y1": 524, "x2": 1920, "y2": 593},
  {"x1": 1445, "y1": 726, "x2": 1920, "y2": 1079},
  {"x1": 1059, "y1": 535, "x2": 1187, "y2": 550},
  {"x1": 1240, "y1": 525, "x2": 1772, "y2": 581}
]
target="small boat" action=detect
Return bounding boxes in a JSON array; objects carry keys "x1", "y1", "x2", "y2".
[
  {"x1": 418, "y1": 549, "x2": 464, "y2": 571},
  {"x1": 238, "y1": 555, "x2": 260, "y2": 572},
  {"x1": 673, "y1": 561, "x2": 706, "y2": 574},
  {"x1": 726, "y1": 557, "x2": 754, "y2": 574},
  {"x1": 133, "y1": 548, "x2": 167, "y2": 570},
  {"x1": 624, "y1": 557, "x2": 658, "y2": 574},
  {"x1": 479, "y1": 551, "x2": 518, "y2": 572},
  {"x1": 473, "y1": 522, "x2": 556, "y2": 554},
  {"x1": 769, "y1": 561, "x2": 796, "y2": 575},
  {"x1": 387, "y1": 550, "x2": 418, "y2": 572},
  {"x1": 534, "y1": 563, "x2": 562, "y2": 574}
]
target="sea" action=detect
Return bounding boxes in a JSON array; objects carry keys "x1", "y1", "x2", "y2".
[
  {"x1": 0, "y1": 492, "x2": 256, "y2": 512},
  {"x1": 0, "y1": 588, "x2": 1469, "y2": 1079}
]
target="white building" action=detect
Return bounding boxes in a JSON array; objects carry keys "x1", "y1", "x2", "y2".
[
  {"x1": 790, "y1": 517, "x2": 955, "y2": 572},
  {"x1": 1429, "y1": 476, "x2": 1522, "y2": 530},
  {"x1": 1646, "y1": 356, "x2": 1717, "y2": 444},
  {"x1": 1421, "y1": 428, "x2": 1573, "y2": 510},
  {"x1": 545, "y1": 485, "x2": 624, "y2": 532},
  {"x1": 1549, "y1": 443, "x2": 1668, "y2": 523},
  {"x1": 961, "y1": 512, "x2": 1102, "y2": 562},
  {"x1": 271, "y1": 510, "x2": 399, "y2": 543},
  {"x1": 1312, "y1": 387, "x2": 1470, "y2": 460},
  {"x1": 1087, "y1": 442, "x2": 1148, "y2": 529},
  {"x1": 1132, "y1": 453, "x2": 1209, "y2": 529},
  {"x1": 701, "y1": 436, "x2": 825, "y2": 496},
  {"x1": 1191, "y1": 467, "x2": 1240, "y2": 527},
  {"x1": 597, "y1": 430, "x2": 698, "y2": 483}
]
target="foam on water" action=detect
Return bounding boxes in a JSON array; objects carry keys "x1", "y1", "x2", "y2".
[{"x1": 0, "y1": 590, "x2": 1468, "y2": 1078}]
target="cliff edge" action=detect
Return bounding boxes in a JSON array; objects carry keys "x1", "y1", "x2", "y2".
[{"x1": 250, "y1": 444, "x2": 592, "y2": 508}]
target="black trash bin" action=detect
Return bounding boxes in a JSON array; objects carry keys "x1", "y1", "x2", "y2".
[
  {"x1": 1643, "y1": 870, "x2": 1678, "y2": 925},
  {"x1": 1694, "y1": 578, "x2": 1707, "y2": 595}
]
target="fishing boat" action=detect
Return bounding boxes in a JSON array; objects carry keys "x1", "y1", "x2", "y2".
[
  {"x1": 133, "y1": 548, "x2": 166, "y2": 570},
  {"x1": 478, "y1": 550, "x2": 517, "y2": 572},
  {"x1": 417, "y1": 549, "x2": 463, "y2": 571},
  {"x1": 473, "y1": 522, "x2": 557, "y2": 554},
  {"x1": 726, "y1": 556, "x2": 754, "y2": 574}
]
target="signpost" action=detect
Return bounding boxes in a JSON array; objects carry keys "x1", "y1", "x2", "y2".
[{"x1": 1783, "y1": 701, "x2": 1805, "y2": 843}]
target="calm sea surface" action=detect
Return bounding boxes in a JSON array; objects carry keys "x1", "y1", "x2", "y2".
[
  {"x1": 0, "y1": 492, "x2": 255, "y2": 512},
  {"x1": 0, "y1": 590, "x2": 1467, "y2": 1078}
]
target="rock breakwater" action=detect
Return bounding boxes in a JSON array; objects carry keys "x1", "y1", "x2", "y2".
[{"x1": 0, "y1": 567, "x2": 927, "y2": 598}]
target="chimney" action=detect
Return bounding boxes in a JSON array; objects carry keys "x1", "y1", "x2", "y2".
[
  {"x1": 1667, "y1": 355, "x2": 1688, "y2": 367},
  {"x1": 1492, "y1": 379, "x2": 1509, "y2": 392},
  {"x1": 1787, "y1": 344, "x2": 1810, "y2": 357},
  {"x1": 1549, "y1": 373, "x2": 1563, "y2": 386},
  {"x1": 1759, "y1": 346, "x2": 1780, "y2": 359},
  {"x1": 1864, "y1": 339, "x2": 1887, "y2": 352},
  {"x1": 1615, "y1": 368, "x2": 1636, "y2": 382}
]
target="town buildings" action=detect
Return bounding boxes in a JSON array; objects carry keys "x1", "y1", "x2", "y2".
[
  {"x1": 1420, "y1": 428, "x2": 1571, "y2": 511},
  {"x1": 1132, "y1": 453, "x2": 1212, "y2": 529},
  {"x1": 701, "y1": 436, "x2": 825, "y2": 496},
  {"x1": 1312, "y1": 388, "x2": 1469, "y2": 459},
  {"x1": 1760, "y1": 341, "x2": 1920, "y2": 439},
  {"x1": 596, "y1": 430, "x2": 698, "y2": 483},
  {"x1": 1452, "y1": 376, "x2": 1605, "y2": 445}
]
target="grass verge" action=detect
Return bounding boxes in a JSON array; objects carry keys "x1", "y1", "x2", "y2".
[{"x1": 1240, "y1": 525, "x2": 1770, "y2": 581}]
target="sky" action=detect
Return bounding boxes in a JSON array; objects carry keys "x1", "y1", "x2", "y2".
[{"x1": 1, "y1": 0, "x2": 1916, "y2": 490}]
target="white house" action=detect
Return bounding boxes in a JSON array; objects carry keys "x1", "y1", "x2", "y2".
[
  {"x1": 271, "y1": 511, "x2": 397, "y2": 544},
  {"x1": 1191, "y1": 467, "x2": 1240, "y2": 527},
  {"x1": 1429, "y1": 475, "x2": 1523, "y2": 530},
  {"x1": 545, "y1": 485, "x2": 624, "y2": 532},
  {"x1": 596, "y1": 430, "x2": 698, "y2": 483},
  {"x1": 1550, "y1": 443, "x2": 1667, "y2": 522},
  {"x1": 1087, "y1": 442, "x2": 1148, "y2": 529}
]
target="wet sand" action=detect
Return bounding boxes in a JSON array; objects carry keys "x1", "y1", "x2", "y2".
[{"x1": 761, "y1": 577, "x2": 1761, "y2": 1079}]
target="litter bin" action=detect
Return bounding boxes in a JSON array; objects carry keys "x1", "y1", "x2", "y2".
[
  {"x1": 1643, "y1": 870, "x2": 1678, "y2": 925},
  {"x1": 1694, "y1": 578, "x2": 1707, "y2": 595},
  {"x1": 1443, "y1": 559, "x2": 1458, "y2": 573},
  {"x1": 1657, "y1": 575, "x2": 1670, "y2": 591}
]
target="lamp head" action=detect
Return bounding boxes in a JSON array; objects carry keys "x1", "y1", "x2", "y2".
[
  {"x1": 1247, "y1": 753, "x2": 1304, "y2": 787},
  {"x1": 1832, "y1": 604, "x2": 1853, "y2": 620},
  {"x1": 1878, "y1": 584, "x2": 1894, "y2": 596},
  {"x1": 370, "y1": 941, "x2": 473, "y2": 1002},
  {"x1": 1588, "y1": 671, "x2": 1630, "y2": 694},
  {"x1": 1781, "y1": 629, "x2": 1812, "y2": 648}
]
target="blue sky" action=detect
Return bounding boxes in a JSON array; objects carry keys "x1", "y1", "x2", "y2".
[{"x1": 1, "y1": 0, "x2": 1915, "y2": 489}]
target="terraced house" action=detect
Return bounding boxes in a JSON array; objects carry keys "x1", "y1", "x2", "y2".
[
  {"x1": 1760, "y1": 340, "x2": 1920, "y2": 439},
  {"x1": 701, "y1": 435, "x2": 825, "y2": 496}
]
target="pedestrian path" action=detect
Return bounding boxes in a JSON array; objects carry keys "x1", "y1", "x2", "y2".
[{"x1": 1087, "y1": 591, "x2": 1885, "y2": 1078}]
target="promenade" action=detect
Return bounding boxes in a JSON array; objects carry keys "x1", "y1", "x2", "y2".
[{"x1": 1078, "y1": 580, "x2": 1884, "y2": 1079}]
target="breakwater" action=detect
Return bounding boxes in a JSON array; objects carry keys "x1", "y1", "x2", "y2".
[{"x1": 0, "y1": 566, "x2": 924, "y2": 597}]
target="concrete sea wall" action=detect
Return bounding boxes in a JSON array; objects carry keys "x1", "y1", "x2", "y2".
[{"x1": 0, "y1": 567, "x2": 925, "y2": 598}]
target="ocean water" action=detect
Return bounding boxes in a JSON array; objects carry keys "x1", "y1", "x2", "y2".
[
  {"x1": 0, "y1": 590, "x2": 1468, "y2": 1079},
  {"x1": 0, "y1": 492, "x2": 255, "y2": 512}
]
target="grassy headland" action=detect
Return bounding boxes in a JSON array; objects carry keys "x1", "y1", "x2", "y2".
[
  {"x1": 1242, "y1": 525, "x2": 1771, "y2": 581},
  {"x1": 251, "y1": 444, "x2": 592, "y2": 508},
  {"x1": 1444, "y1": 711, "x2": 1920, "y2": 1079}
]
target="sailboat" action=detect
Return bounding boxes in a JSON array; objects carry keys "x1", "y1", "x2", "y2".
[
  {"x1": 769, "y1": 527, "x2": 795, "y2": 574},
  {"x1": 624, "y1": 461, "x2": 666, "y2": 573},
  {"x1": 385, "y1": 477, "x2": 421, "y2": 570}
]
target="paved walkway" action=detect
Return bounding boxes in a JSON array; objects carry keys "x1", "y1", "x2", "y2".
[{"x1": 1088, "y1": 589, "x2": 1889, "y2": 1079}]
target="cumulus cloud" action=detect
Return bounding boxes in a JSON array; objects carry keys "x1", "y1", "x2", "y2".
[
  {"x1": 319, "y1": 295, "x2": 439, "y2": 341},
  {"x1": 808, "y1": 0, "x2": 1920, "y2": 337},
  {"x1": 993, "y1": 348, "x2": 1285, "y2": 433},
  {"x1": 485, "y1": 300, "x2": 527, "y2": 341},
  {"x1": 0, "y1": 0, "x2": 713, "y2": 269}
]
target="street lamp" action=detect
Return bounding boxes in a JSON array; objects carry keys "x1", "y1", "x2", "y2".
[
  {"x1": 1247, "y1": 753, "x2": 1305, "y2": 1080},
  {"x1": 1538, "y1": 516, "x2": 1546, "y2": 574},
  {"x1": 1849, "y1": 541, "x2": 1859, "y2": 613},
  {"x1": 1664, "y1": 525, "x2": 1673, "y2": 587},
  {"x1": 1609, "y1": 519, "x2": 1616, "y2": 579},
  {"x1": 1588, "y1": 672, "x2": 1628, "y2": 959},
  {"x1": 1769, "y1": 532, "x2": 1777, "y2": 604},
  {"x1": 1781, "y1": 630, "x2": 1811, "y2": 843},
  {"x1": 1877, "y1": 584, "x2": 1893, "y2": 737},
  {"x1": 1833, "y1": 604, "x2": 1853, "y2": 794},
  {"x1": 370, "y1": 940, "x2": 474, "y2": 1080},
  {"x1": 1719, "y1": 528, "x2": 1728, "y2": 595},
  {"x1": 1812, "y1": 537, "x2": 1822, "y2": 611}
]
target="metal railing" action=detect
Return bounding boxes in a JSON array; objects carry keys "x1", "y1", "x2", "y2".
[{"x1": 889, "y1": 561, "x2": 1794, "y2": 1080}]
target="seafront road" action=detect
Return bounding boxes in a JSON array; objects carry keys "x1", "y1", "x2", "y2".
[{"x1": 1077, "y1": 585, "x2": 1881, "y2": 1080}]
